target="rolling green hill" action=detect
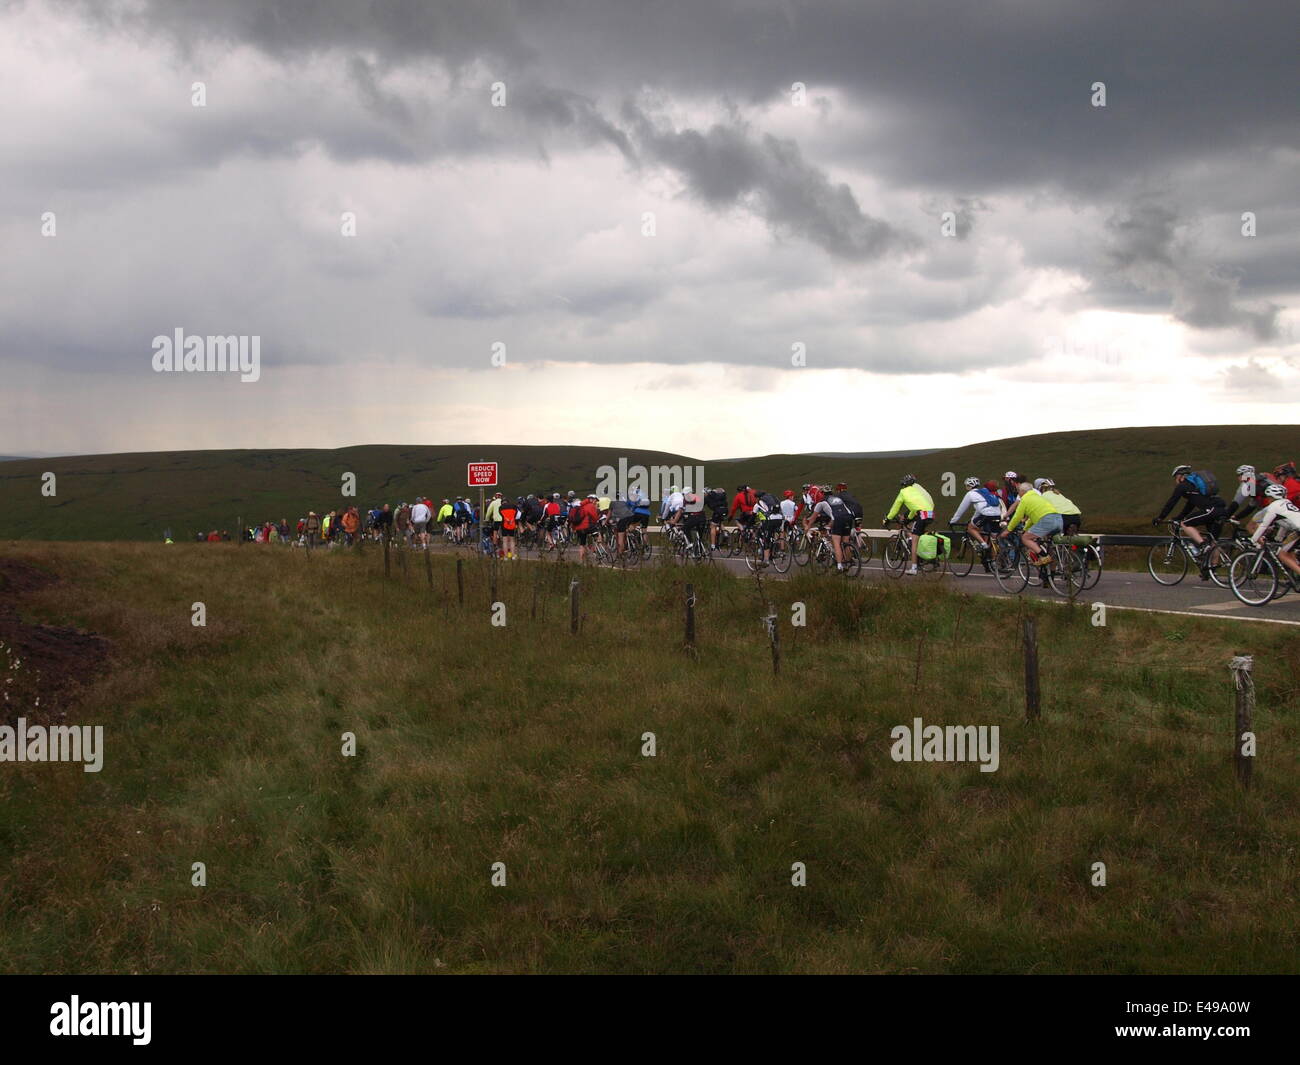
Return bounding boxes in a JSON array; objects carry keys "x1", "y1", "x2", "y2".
[{"x1": 0, "y1": 427, "x2": 1295, "y2": 541}]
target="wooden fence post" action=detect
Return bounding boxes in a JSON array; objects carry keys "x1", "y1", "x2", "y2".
[
  {"x1": 1023, "y1": 614, "x2": 1040, "y2": 722},
  {"x1": 399, "y1": 544, "x2": 408, "y2": 580},
  {"x1": 765, "y1": 613, "x2": 781, "y2": 676},
  {"x1": 490, "y1": 563, "x2": 498, "y2": 608},
  {"x1": 914, "y1": 632, "x2": 926, "y2": 691},
  {"x1": 1230, "y1": 653, "x2": 1254, "y2": 790},
  {"x1": 424, "y1": 547, "x2": 433, "y2": 591},
  {"x1": 237, "y1": 516, "x2": 242, "y2": 546},
  {"x1": 570, "y1": 579, "x2": 581, "y2": 635},
  {"x1": 456, "y1": 558, "x2": 464, "y2": 607},
  {"x1": 685, "y1": 582, "x2": 696, "y2": 652},
  {"x1": 383, "y1": 532, "x2": 391, "y2": 579}
]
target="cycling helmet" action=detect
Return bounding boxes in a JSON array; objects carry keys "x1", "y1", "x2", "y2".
[
  {"x1": 900, "y1": 474, "x2": 916, "y2": 487},
  {"x1": 566, "y1": 490, "x2": 576, "y2": 498},
  {"x1": 551, "y1": 493, "x2": 560, "y2": 500},
  {"x1": 1236, "y1": 465, "x2": 1255, "y2": 477},
  {"x1": 783, "y1": 489, "x2": 794, "y2": 499},
  {"x1": 1264, "y1": 482, "x2": 1287, "y2": 499},
  {"x1": 963, "y1": 476, "x2": 980, "y2": 490},
  {"x1": 527, "y1": 493, "x2": 536, "y2": 500},
  {"x1": 835, "y1": 482, "x2": 848, "y2": 491},
  {"x1": 801, "y1": 483, "x2": 811, "y2": 490},
  {"x1": 682, "y1": 486, "x2": 692, "y2": 494},
  {"x1": 1033, "y1": 478, "x2": 1050, "y2": 491},
  {"x1": 1172, "y1": 464, "x2": 1192, "y2": 477},
  {"x1": 1004, "y1": 470, "x2": 1018, "y2": 480}
]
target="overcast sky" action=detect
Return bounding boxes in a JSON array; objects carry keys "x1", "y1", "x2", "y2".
[{"x1": 2, "y1": 0, "x2": 1296, "y2": 459}]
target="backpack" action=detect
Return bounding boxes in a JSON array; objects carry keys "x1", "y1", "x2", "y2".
[
  {"x1": 758, "y1": 491, "x2": 778, "y2": 514},
  {"x1": 569, "y1": 505, "x2": 590, "y2": 530},
  {"x1": 827, "y1": 495, "x2": 851, "y2": 522},
  {"x1": 501, "y1": 505, "x2": 518, "y2": 532},
  {"x1": 839, "y1": 492, "x2": 863, "y2": 519},
  {"x1": 704, "y1": 489, "x2": 727, "y2": 512},
  {"x1": 744, "y1": 489, "x2": 757, "y2": 508},
  {"x1": 976, "y1": 487, "x2": 999, "y2": 509},
  {"x1": 1188, "y1": 470, "x2": 1218, "y2": 497}
]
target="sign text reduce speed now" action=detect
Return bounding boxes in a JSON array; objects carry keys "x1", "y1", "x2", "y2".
[{"x1": 467, "y1": 462, "x2": 498, "y2": 487}]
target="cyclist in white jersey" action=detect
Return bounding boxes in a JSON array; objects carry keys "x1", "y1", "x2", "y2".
[
  {"x1": 950, "y1": 476, "x2": 1003, "y2": 551},
  {"x1": 1252, "y1": 482, "x2": 1300, "y2": 578}
]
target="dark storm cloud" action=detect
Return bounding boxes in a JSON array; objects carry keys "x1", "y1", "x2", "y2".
[
  {"x1": 33, "y1": 0, "x2": 1300, "y2": 349},
  {"x1": 621, "y1": 105, "x2": 917, "y2": 260}
]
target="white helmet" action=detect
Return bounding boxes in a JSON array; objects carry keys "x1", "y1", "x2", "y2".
[
  {"x1": 963, "y1": 476, "x2": 981, "y2": 490},
  {"x1": 1264, "y1": 482, "x2": 1287, "y2": 499},
  {"x1": 1236, "y1": 464, "x2": 1255, "y2": 476}
]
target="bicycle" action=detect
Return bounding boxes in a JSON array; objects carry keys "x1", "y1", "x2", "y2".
[
  {"x1": 947, "y1": 521, "x2": 997, "y2": 578},
  {"x1": 1146, "y1": 520, "x2": 1233, "y2": 587},
  {"x1": 1228, "y1": 536, "x2": 1300, "y2": 606},
  {"x1": 882, "y1": 519, "x2": 947, "y2": 579},
  {"x1": 802, "y1": 523, "x2": 860, "y2": 576},
  {"x1": 666, "y1": 523, "x2": 712, "y2": 565},
  {"x1": 993, "y1": 530, "x2": 1083, "y2": 597},
  {"x1": 741, "y1": 522, "x2": 793, "y2": 573}
]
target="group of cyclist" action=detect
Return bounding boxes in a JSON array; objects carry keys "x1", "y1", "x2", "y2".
[
  {"x1": 235, "y1": 456, "x2": 1300, "y2": 587},
  {"x1": 1152, "y1": 461, "x2": 1300, "y2": 579}
]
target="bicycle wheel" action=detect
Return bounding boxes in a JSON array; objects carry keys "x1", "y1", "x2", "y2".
[
  {"x1": 793, "y1": 532, "x2": 815, "y2": 567},
  {"x1": 1147, "y1": 540, "x2": 1188, "y2": 585},
  {"x1": 994, "y1": 544, "x2": 1027, "y2": 594},
  {"x1": 1229, "y1": 550, "x2": 1278, "y2": 606},
  {"x1": 1081, "y1": 544, "x2": 1102, "y2": 589},
  {"x1": 1203, "y1": 538, "x2": 1240, "y2": 589},
  {"x1": 883, "y1": 535, "x2": 908, "y2": 578},
  {"x1": 855, "y1": 531, "x2": 874, "y2": 568},
  {"x1": 949, "y1": 535, "x2": 976, "y2": 577},
  {"x1": 1048, "y1": 545, "x2": 1084, "y2": 597},
  {"x1": 917, "y1": 552, "x2": 947, "y2": 580},
  {"x1": 770, "y1": 538, "x2": 792, "y2": 573},
  {"x1": 728, "y1": 529, "x2": 745, "y2": 558},
  {"x1": 840, "y1": 539, "x2": 862, "y2": 577}
]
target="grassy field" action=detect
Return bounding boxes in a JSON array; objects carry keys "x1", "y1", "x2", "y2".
[
  {"x1": 1, "y1": 540, "x2": 1297, "y2": 974},
  {"x1": 2, "y1": 426, "x2": 1296, "y2": 541}
]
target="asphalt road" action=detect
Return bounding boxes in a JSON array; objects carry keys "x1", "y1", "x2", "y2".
[{"x1": 430, "y1": 533, "x2": 1300, "y2": 627}]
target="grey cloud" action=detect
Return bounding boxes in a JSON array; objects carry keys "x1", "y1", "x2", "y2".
[
  {"x1": 624, "y1": 106, "x2": 917, "y2": 261},
  {"x1": 1100, "y1": 202, "x2": 1280, "y2": 341}
]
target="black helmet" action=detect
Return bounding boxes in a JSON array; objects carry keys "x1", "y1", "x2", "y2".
[{"x1": 900, "y1": 474, "x2": 916, "y2": 487}]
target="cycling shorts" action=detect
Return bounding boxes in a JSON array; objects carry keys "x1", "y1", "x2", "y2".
[
  {"x1": 710, "y1": 509, "x2": 726, "y2": 525},
  {"x1": 1181, "y1": 505, "x2": 1225, "y2": 529},
  {"x1": 910, "y1": 512, "x2": 933, "y2": 536},
  {"x1": 973, "y1": 514, "x2": 1001, "y2": 535},
  {"x1": 1027, "y1": 513, "x2": 1064, "y2": 538},
  {"x1": 830, "y1": 518, "x2": 853, "y2": 537}
]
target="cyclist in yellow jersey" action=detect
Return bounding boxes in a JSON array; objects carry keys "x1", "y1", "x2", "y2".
[
  {"x1": 1001, "y1": 480, "x2": 1062, "y2": 566},
  {"x1": 884, "y1": 474, "x2": 936, "y2": 575}
]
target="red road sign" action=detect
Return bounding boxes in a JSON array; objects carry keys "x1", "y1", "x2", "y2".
[{"x1": 467, "y1": 462, "x2": 498, "y2": 487}]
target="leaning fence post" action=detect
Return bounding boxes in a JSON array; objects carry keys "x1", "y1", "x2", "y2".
[
  {"x1": 1023, "y1": 614, "x2": 1040, "y2": 722},
  {"x1": 1230, "y1": 653, "x2": 1254, "y2": 790},
  {"x1": 765, "y1": 613, "x2": 781, "y2": 676},
  {"x1": 457, "y1": 558, "x2": 464, "y2": 607},
  {"x1": 570, "y1": 579, "x2": 581, "y2": 635},
  {"x1": 685, "y1": 582, "x2": 696, "y2": 652}
]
